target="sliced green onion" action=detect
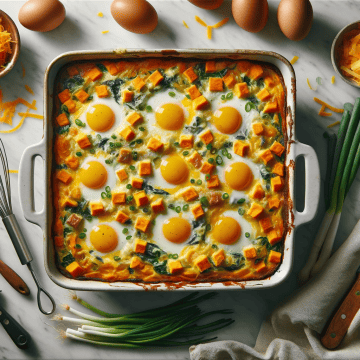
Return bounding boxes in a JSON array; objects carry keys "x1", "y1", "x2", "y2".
[
  {"x1": 75, "y1": 244, "x2": 82, "y2": 249},
  {"x1": 129, "y1": 165, "x2": 135, "y2": 170},
  {"x1": 146, "y1": 105, "x2": 152, "y2": 112},
  {"x1": 127, "y1": 195, "x2": 133, "y2": 202},
  {"x1": 101, "y1": 192, "x2": 107, "y2": 199},
  {"x1": 175, "y1": 206, "x2": 181, "y2": 213},
  {"x1": 76, "y1": 152, "x2": 82, "y2": 157},
  {"x1": 174, "y1": 142, "x2": 180, "y2": 147},
  {"x1": 139, "y1": 127, "x2": 146, "y2": 132},
  {"x1": 208, "y1": 158, "x2": 214, "y2": 164},
  {"x1": 169, "y1": 91, "x2": 176, "y2": 97},
  {"x1": 182, "y1": 151, "x2": 189, "y2": 156},
  {"x1": 114, "y1": 256, "x2": 121, "y2": 261},
  {"x1": 205, "y1": 174, "x2": 211, "y2": 181},
  {"x1": 183, "y1": 204, "x2": 189, "y2": 211},
  {"x1": 222, "y1": 193, "x2": 229, "y2": 200},
  {"x1": 245, "y1": 232, "x2": 250, "y2": 238},
  {"x1": 245, "y1": 102, "x2": 255, "y2": 112},
  {"x1": 221, "y1": 148, "x2": 228, "y2": 156},
  {"x1": 237, "y1": 198, "x2": 245, "y2": 204},
  {"x1": 126, "y1": 235, "x2": 132, "y2": 240},
  {"x1": 136, "y1": 139, "x2": 143, "y2": 144},
  {"x1": 196, "y1": 179, "x2": 202, "y2": 185},
  {"x1": 129, "y1": 206, "x2": 136, "y2": 211},
  {"x1": 226, "y1": 92, "x2": 233, "y2": 100},
  {"x1": 122, "y1": 228, "x2": 128, "y2": 234},
  {"x1": 105, "y1": 159, "x2": 113, "y2": 164},
  {"x1": 75, "y1": 119, "x2": 85, "y2": 127},
  {"x1": 90, "y1": 149, "x2": 95, "y2": 154},
  {"x1": 238, "y1": 208, "x2": 245, "y2": 215},
  {"x1": 190, "y1": 179, "x2": 195, "y2": 184},
  {"x1": 126, "y1": 184, "x2": 132, "y2": 189},
  {"x1": 79, "y1": 233, "x2": 86, "y2": 239},
  {"x1": 105, "y1": 186, "x2": 111, "y2": 193},
  {"x1": 200, "y1": 196, "x2": 209, "y2": 207},
  {"x1": 111, "y1": 134, "x2": 117, "y2": 139},
  {"x1": 226, "y1": 153, "x2": 232, "y2": 159},
  {"x1": 215, "y1": 155, "x2": 223, "y2": 165},
  {"x1": 206, "y1": 144, "x2": 212, "y2": 150},
  {"x1": 221, "y1": 95, "x2": 226, "y2": 100}
]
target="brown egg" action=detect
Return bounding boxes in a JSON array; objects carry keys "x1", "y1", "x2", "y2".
[
  {"x1": 277, "y1": 0, "x2": 313, "y2": 41},
  {"x1": 18, "y1": 0, "x2": 65, "y2": 32},
  {"x1": 111, "y1": 0, "x2": 158, "y2": 34},
  {"x1": 232, "y1": 0, "x2": 268, "y2": 33},
  {"x1": 188, "y1": 0, "x2": 224, "y2": 10}
]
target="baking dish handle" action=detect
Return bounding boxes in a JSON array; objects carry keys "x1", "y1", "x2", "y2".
[
  {"x1": 293, "y1": 141, "x2": 320, "y2": 226},
  {"x1": 18, "y1": 140, "x2": 46, "y2": 229}
]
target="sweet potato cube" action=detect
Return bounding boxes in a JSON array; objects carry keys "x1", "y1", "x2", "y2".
[
  {"x1": 243, "y1": 246, "x2": 257, "y2": 259},
  {"x1": 193, "y1": 95, "x2": 209, "y2": 110},
  {"x1": 248, "y1": 64, "x2": 263, "y2": 80},
  {"x1": 212, "y1": 249, "x2": 225, "y2": 266},
  {"x1": 74, "y1": 89, "x2": 89, "y2": 103},
  {"x1": 191, "y1": 203, "x2": 204, "y2": 219},
  {"x1": 251, "y1": 184, "x2": 265, "y2": 199},
  {"x1": 54, "y1": 236, "x2": 64, "y2": 248},
  {"x1": 66, "y1": 262, "x2": 84, "y2": 278},
  {"x1": 126, "y1": 112, "x2": 143, "y2": 126},
  {"x1": 207, "y1": 175, "x2": 220, "y2": 189},
  {"x1": 252, "y1": 123, "x2": 264, "y2": 135},
  {"x1": 257, "y1": 89, "x2": 271, "y2": 102},
  {"x1": 209, "y1": 192, "x2": 222, "y2": 206},
  {"x1": 168, "y1": 260, "x2": 183, "y2": 274},
  {"x1": 259, "y1": 149, "x2": 274, "y2": 164},
  {"x1": 247, "y1": 203, "x2": 264, "y2": 218},
  {"x1": 67, "y1": 66, "x2": 79, "y2": 76},
  {"x1": 234, "y1": 82, "x2": 249, "y2": 98},
  {"x1": 147, "y1": 70, "x2": 164, "y2": 86},
  {"x1": 254, "y1": 260, "x2": 267, "y2": 273},
  {"x1": 180, "y1": 134, "x2": 193, "y2": 148},
  {"x1": 112, "y1": 192, "x2": 126, "y2": 205},
  {"x1": 200, "y1": 161, "x2": 215, "y2": 175},
  {"x1": 116, "y1": 168, "x2": 128, "y2": 181},
  {"x1": 66, "y1": 213, "x2": 82, "y2": 228},
  {"x1": 132, "y1": 177, "x2": 144, "y2": 189},
  {"x1": 56, "y1": 113, "x2": 69, "y2": 126},
  {"x1": 273, "y1": 163, "x2": 284, "y2": 177},
  {"x1": 105, "y1": 63, "x2": 119, "y2": 75},
  {"x1": 259, "y1": 217, "x2": 273, "y2": 233},
  {"x1": 95, "y1": 85, "x2": 109, "y2": 98},
  {"x1": 234, "y1": 140, "x2": 249, "y2": 157},
  {"x1": 147, "y1": 138, "x2": 163, "y2": 152},
  {"x1": 138, "y1": 160, "x2": 152, "y2": 176},
  {"x1": 65, "y1": 155, "x2": 79, "y2": 170},
  {"x1": 194, "y1": 255, "x2": 211, "y2": 272},
  {"x1": 134, "y1": 191, "x2": 149, "y2": 207},
  {"x1": 264, "y1": 76, "x2": 274, "y2": 87},
  {"x1": 209, "y1": 77, "x2": 223, "y2": 92},
  {"x1": 130, "y1": 256, "x2": 144, "y2": 270},
  {"x1": 264, "y1": 101, "x2": 278, "y2": 113},
  {"x1": 223, "y1": 73, "x2": 236, "y2": 89},
  {"x1": 132, "y1": 76, "x2": 146, "y2": 91},
  {"x1": 268, "y1": 229, "x2": 282, "y2": 245},
  {"x1": 151, "y1": 198, "x2": 165, "y2": 213},
  {"x1": 87, "y1": 67, "x2": 103, "y2": 81},
  {"x1": 90, "y1": 202, "x2": 104, "y2": 216},
  {"x1": 76, "y1": 134, "x2": 92, "y2": 149},
  {"x1": 199, "y1": 129, "x2": 214, "y2": 145},
  {"x1": 120, "y1": 126, "x2": 135, "y2": 141},
  {"x1": 134, "y1": 239, "x2": 147, "y2": 254},
  {"x1": 268, "y1": 250, "x2": 282, "y2": 263},
  {"x1": 58, "y1": 89, "x2": 71, "y2": 103},
  {"x1": 271, "y1": 176, "x2": 283, "y2": 192},
  {"x1": 268, "y1": 196, "x2": 280, "y2": 210},
  {"x1": 205, "y1": 61, "x2": 216, "y2": 73},
  {"x1": 183, "y1": 67, "x2": 198, "y2": 83},
  {"x1": 64, "y1": 99, "x2": 76, "y2": 113},
  {"x1": 182, "y1": 187, "x2": 198, "y2": 202},
  {"x1": 118, "y1": 148, "x2": 132, "y2": 163},
  {"x1": 61, "y1": 197, "x2": 78, "y2": 208},
  {"x1": 270, "y1": 141, "x2": 285, "y2": 157},
  {"x1": 56, "y1": 170, "x2": 72, "y2": 184},
  {"x1": 115, "y1": 210, "x2": 130, "y2": 224},
  {"x1": 70, "y1": 187, "x2": 82, "y2": 200},
  {"x1": 186, "y1": 85, "x2": 201, "y2": 100},
  {"x1": 187, "y1": 151, "x2": 202, "y2": 168},
  {"x1": 122, "y1": 90, "x2": 134, "y2": 103},
  {"x1": 135, "y1": 217, "x2": 150, "y2": 233}
]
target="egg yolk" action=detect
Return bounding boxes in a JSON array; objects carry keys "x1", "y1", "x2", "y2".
[
  {"x1": 161, "y1": 155, "x2": 189, "y2": 185},
  {"x1": 212, "y1": 217, "x2": 241, "y2": 245},
  {"x1": 163, "y1": 217, "x2": 191, "y2": 243},
  {"x1": 80, "y1": 161, "x2": 108, "y2": 189},
  {"x1": 225, "y1": 162, "x2": 253, "y2": 191},
  {"x1": 90, "y1": 224, "x2": 118, "y2": 253},
  {"x1": 213, "y1": 107, "x2": 242, "y2": 134},
  {"x1": 86, "y1": 104, "x2": 115, "y2": 132},
  {"x1": 155, "y1": 103, "x2": 185, "y2": 130}
]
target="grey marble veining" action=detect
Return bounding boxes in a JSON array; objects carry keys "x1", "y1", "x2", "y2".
[{"x1": 0, "y1": 1, "x2": 359, "y2": 359}]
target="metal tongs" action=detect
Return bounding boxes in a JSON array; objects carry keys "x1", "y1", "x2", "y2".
[{"x1": 0, "y1": 139, "x2": 55, "y2": 315}]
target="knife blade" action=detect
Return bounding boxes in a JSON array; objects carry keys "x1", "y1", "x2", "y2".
[
  {"x1": 0, "y1": 260, "x2": 30, "y2": 295},
  {"x1": 321, "y1": 266, "x2": 360, "y2": 349}
]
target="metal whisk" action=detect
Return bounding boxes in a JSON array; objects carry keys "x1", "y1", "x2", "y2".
[{"x1": 0, "y1": 139, "x2": 55, "y2": 315}]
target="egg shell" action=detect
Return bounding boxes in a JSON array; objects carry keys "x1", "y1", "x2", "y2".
[
  {"x1": 111, "y1": 0, "x2": 158, "y2": 34},
  {"x1": 232, "y1": 0, "x2": 269, "y2": 33},
  {"x1": 277, "y1": 0, "x2": 313, "y2": 41},
  {"x1": 188, "y1": 0, "x2": 224, "y2": 10},
  {"x1": 18, "y1": 0, "x2": 65, "y2": 32}
]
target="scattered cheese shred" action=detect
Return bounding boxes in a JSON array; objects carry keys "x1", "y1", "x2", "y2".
[
  {"x1": 328, "y1": 121, "x2": 340, "y2": 128},
  {"x1": 307, "y1": 78, "x2": 317, "y2": 91},
  {"x1": 331, "y1": 75, "x2": 336, "y2": 84},
  {"x1": 207, "y1": 26, "x2": 212, "y2": 40},
  {"x1": 101, "y1": 30, "x2": 109, "y2": 34},
  {"x1": 212, "y1": 17, "x2": 229, "y2": 29},
  {"x1": 340, "y1": 65, "x2": 360, "y2": 81},
  {"x1": 8, "y1": 170, "x2": 18, "y2": 173},
  {"x1": 195, "y1": 16, "x2": 207, "y2": 27},
  {"x1": 290, "y1": 56, "x2": 299, "y2": 65},
  {"x1": 97, "y1": 12, "x2": 104, "y2": 17},
  {"x1": 183, "y1": 20, "x2": 189, "y2": 29},
  {"x1": 314, "y1": 97, "x2": 344, "y2": 113},
  {"x1": 17, "y1": 112, "x2": 43, "y2": 119},
  {"x1": 0, "y1": 21, "x2": 13, "y2": 67},
  {"x1": 24, "y1": 85, "x2": 34, "y2": 95}
]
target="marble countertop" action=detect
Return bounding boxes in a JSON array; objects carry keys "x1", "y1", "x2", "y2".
[{"x1": 1, "y1": 0, "x2": 360, "y2": 358}]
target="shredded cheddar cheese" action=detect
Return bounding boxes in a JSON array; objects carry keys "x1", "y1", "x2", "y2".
[
  {"x1": 341, "y1": 65, "x2": 360, "y2": 81},
  {"x1": 207, "y1": 26, "x2": 212, "y2": 40},
  {"x1": 0, "y1": 21, "x2": 13, "y2": 66},
  {"x1": 25, "y1": 85, "x2": 34, "y2": 95},
  {"x1": 331, "y1": 75, "x2": 336, "y2": 84},
  {"x1": 314, "y1": 97, "x2": 344, "y2": 113},
  {"x1": 183, "y1": 20, "x2": 189, "y2": 29},
  {"x1": 195, "y1": 16, "x2": 207, "y2": 27},
  {"x1": 97, "y1": 12, "x2": 103, "y2": 17},
  {"x1": 101, "y1": 30, "x2": 109, "y2": 34},
  {"x1": 8, "y1": 170, "x2": 18, "y2": 173},
  {"x1": 0, "y1": 100, "x2": 36, "y2": 133},
  {"x1": 195, "y1": 16, "x2": 228, "y2": 40},
  {"x1": 212, "y1": 18, "x2": 229, "y2": 29},
  {"x1": 290, "y1": 56, "x2": 299, "y2": 65},
  {"x1": 328, "y1": 121, "x2": 340, "y2": 128},
  {"x1": 17, "y1": 112, "x2": 43, "y2": 119},
  {"x1": 307, "y1": 78, "x2": 317, "y2": 91}
]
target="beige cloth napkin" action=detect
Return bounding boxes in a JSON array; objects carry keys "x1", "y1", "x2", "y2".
[{"x1": 190, "y1": 220, "x2": 360, "y2": 360}]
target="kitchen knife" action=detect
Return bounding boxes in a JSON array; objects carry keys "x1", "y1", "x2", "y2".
[
  {"x1": 321, "y1": 267, "x2": 360, "y2": 349},
  {"x1": 0, "y1": 291, "x2": 31, "y2": 349},
  {"x1": 0, "y1": 260, "x2": 30, "y2": 295}
]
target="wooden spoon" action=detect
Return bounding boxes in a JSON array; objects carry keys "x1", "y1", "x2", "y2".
[{"x1": 0, "y1": 260, "x2": 30, "y2": 295}]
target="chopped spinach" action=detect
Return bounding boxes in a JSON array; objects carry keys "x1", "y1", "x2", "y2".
[
  {"x1": 260, "y1": 165, "x2": 271, "y2": 181},
  {"x1": 243, "y1": 75, "x2": 251, "y2": 86},
  {"x1": 66, "y1": 198, "x2": 92, "y2": 221},
  {"x1": 63, "y1": 227, "x2": 72, "y2": 238},
  {"x1": 63, "y1": 75, "x2": 84, "y2": 92},
  {"x1": 56, "y1": 164, "x2": 68, "y2": 170},
  {"x1": 60, "y1": 104, "x2": 70, "y2": 116},
  {"x1": 146, "y1": 243, "x2": 166, "y2": 258},
  {"x1": 97, "y1": 137, "x2": 109, "y2": 150},
  {"x1": 95, "y1": 63, "x2": 108, "y2": 73},
  {"x1": 56, "y1": 125, "x2": 70, "y2": 134},
  {"x1": 61, "y1": 253, "x2": 75, "y2": 268},
  {"x1": 102, "y1": 79, "x2": 124, "y2": 104},
  {"x1": 194, "y1": 63, "x2": 230, "y2": 79},
  {"x1": 184, "y1": 116, "x2": 204, "y2": 134},
  {"x1": 126, "y1": 93, "x2": 148, "y2": 111},
  {"x1": 143, "y1": 182, "x2": 170, "y2": 196},
  {"x1": 152, "y1": 260, "x2": 169, "y2": 275}
]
